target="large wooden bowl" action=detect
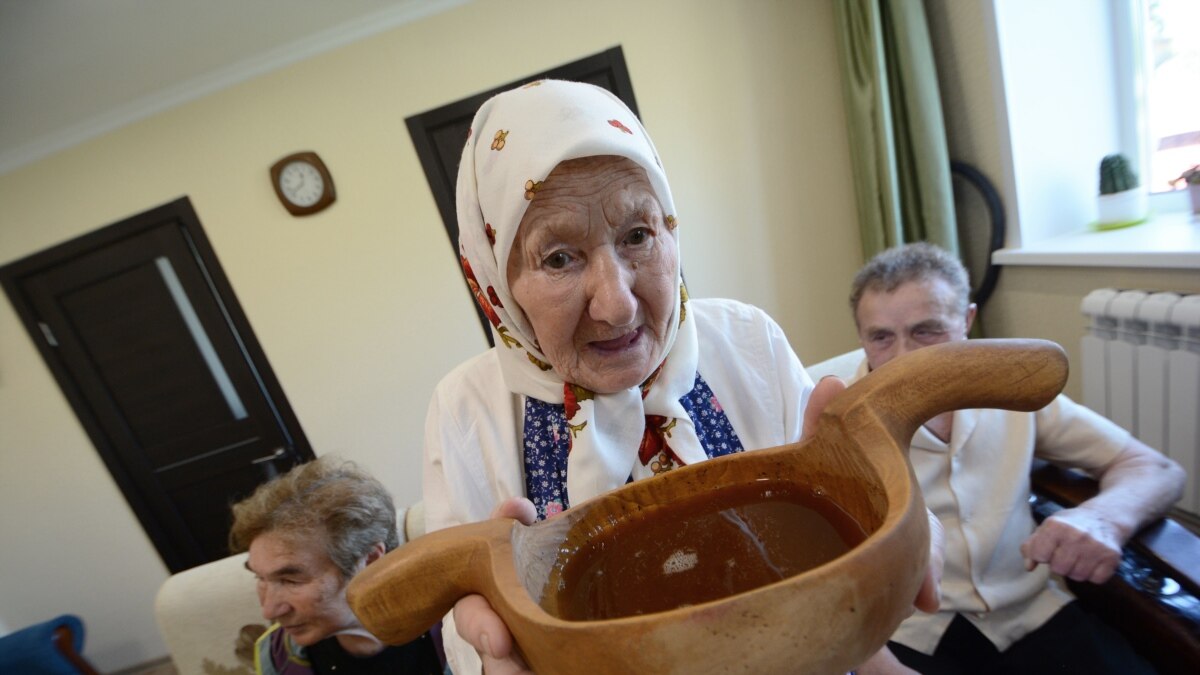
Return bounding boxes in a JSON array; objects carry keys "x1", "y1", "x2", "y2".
[{"x1": 348, "y1": 339, "x2": 1068, "y2": 674}]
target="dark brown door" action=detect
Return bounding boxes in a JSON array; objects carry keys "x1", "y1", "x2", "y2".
[{"x1": 1, "y1": 197, "x2": 313, "y2": 572}]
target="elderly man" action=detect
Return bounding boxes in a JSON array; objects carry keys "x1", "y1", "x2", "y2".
[
  {"x1": 229, "y1": 457, "x2": 444, "y2": 675},
  {"x1": 847, "y1": 242, "x2": 1184, "y2": 675}
]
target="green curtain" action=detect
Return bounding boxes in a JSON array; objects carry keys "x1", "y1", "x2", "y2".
[{"x1": 834, "y1": 0, "x2": 958, "y2": 261}]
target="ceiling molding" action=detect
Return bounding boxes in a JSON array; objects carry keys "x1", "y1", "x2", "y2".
[{"x1": 0, "y1": 0, "x2": 470, "y2": 176}]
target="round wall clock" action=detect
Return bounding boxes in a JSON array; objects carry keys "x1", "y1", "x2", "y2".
[{"x1": 270, "y1": 151, "x2": 336, "y2": 216}]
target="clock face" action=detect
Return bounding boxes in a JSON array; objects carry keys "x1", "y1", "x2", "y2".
[{"x1": 278, "y1": 161, "x2": 326, "y2": 207}]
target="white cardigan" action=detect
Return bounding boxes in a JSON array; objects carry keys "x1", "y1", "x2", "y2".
[{"x1": 846, "y1": 356, "x2": 1130, "y2": 654}]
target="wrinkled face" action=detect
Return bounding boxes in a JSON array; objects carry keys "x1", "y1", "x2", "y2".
[
  {"x1": 507, "y1": 155, "x2": 678, "y2": 394},
  {"x1": 855, "y1": 276, "x2": 975, "y2": 371},
  {"x1": 247, "y1": 531, "x2": 358, "y2": 647}
]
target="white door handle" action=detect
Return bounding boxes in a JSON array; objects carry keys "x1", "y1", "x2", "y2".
[{"x1": 250, "y1": 447, "x2": 286, "y2": 465}]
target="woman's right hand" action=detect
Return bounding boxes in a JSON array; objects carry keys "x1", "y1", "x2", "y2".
[{"x1": 452, "y1": 497, "x2": 538, "y2": 674}]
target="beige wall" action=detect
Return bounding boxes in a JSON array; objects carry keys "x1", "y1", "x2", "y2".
[
  {"x1": 987, "y1": 267, "x2": 1200, "y2": 401},
  {"x1": 0, "y1": 0, "x2": 861, "y2": 669}
]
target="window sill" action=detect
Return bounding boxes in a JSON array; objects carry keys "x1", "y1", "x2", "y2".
[{"x1": 993, "y1": 211, "x2": 1200, "y2": 269}]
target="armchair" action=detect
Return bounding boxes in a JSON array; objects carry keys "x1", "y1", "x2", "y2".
[
  {"x1": 0, "y1": 614, "x2": 101, "y2": 675},
  {"x1": 806, "y1": 348, "x2": 1200, "y2": 674}
]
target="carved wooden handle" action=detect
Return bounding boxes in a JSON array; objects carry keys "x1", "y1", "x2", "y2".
[
  {"x1": 826, "y1": 338, "x2": 1068, "y2": 448},
  {"x1": 347, "y1": 517, "x2": 515, "y2": 645}
]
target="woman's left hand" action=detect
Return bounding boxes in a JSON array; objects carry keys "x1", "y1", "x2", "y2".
[
  {"x1": 802, "y1": 375, "x2": 944, "y2": 614},
  {"x1": 800, "y1": 376, "x2": 846, "y2": 441}
]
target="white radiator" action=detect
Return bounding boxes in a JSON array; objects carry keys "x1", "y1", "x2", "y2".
[{"x1": 1081, "y1": 289, "x2": 1200, "y2": 516}]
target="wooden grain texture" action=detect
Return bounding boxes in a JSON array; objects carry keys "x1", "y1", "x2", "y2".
[{"x1": 348, "y1": 338, "x2": 1067, "y2": 674}]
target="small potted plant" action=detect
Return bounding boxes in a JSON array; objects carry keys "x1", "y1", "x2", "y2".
[
  {"x1": 1170, "y1": 164, "x2": 1200, "y2": 215},
  {"x1": 1096, "y1": 153, "x2": 1148, "y2": 229}
]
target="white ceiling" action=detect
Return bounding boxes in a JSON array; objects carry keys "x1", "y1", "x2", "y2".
[{"x1": 0, "y1": 0, "x2": 468, "y2": 174}]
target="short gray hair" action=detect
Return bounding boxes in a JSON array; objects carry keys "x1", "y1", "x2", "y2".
[
  {"x1": 849, "y1": 242, "x2": 971, "y2": 322},
  {"x1": 229, "y1": 456, "x2": 399, "y2": 580}
]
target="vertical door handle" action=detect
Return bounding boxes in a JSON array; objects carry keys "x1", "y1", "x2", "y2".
[{"x1": 250, "y1": 447, "x2": 287, "y2": 465}]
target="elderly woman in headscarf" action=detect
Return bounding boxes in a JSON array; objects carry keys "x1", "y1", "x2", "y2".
[{"x1": 424, "y1": 80, "x2": 935, "y2": 675}]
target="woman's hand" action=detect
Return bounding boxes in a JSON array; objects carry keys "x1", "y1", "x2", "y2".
[
  {"x1": 801, "y1": 375, "x2": 846, "y2": 441},
  {"x1": 855, "y1": 646, "x2": 920, "y2": 675},
  {"x1": 803, "y1": 375, "x2": 944, "y2": 614},
  {"x1": 452, "y1": 497, "x2": 538, "y2": 674},
  {"x1": 914, "y1": 509, "x2": 944, "y2": 613}
]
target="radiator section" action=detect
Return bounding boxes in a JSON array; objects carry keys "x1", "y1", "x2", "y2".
[{"x1": 1081, "y1": 289, "x2": 1200, "y2": 515}]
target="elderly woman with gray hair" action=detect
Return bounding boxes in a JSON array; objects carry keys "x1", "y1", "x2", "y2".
[{"x1": 424, "y1": 80, "x2": 937, "y2": 674}]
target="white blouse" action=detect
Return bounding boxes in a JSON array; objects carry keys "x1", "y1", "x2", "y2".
[{"x1": 423, "y1": 298, "x2": 814, "y2": 674}]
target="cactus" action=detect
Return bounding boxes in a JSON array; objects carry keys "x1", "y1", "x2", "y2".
[{"x1": 1099, "y1": 154, "x2": 1139, "y2": 195}]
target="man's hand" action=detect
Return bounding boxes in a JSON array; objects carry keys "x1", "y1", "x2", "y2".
[
  {"x1": 1021, "y1": 506, "x2": 1122, "y2": 583},
  {"x1": 453, "y1": 497, "x2": 537, "y2": 674},
  {"x1": 1021, "y1": 438, "x2": 1185, "y2": 585}
]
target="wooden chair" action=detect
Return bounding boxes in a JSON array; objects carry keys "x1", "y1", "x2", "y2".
[{"x1": 1030, "y1": 461, "x2": 1200, "y2": 675}]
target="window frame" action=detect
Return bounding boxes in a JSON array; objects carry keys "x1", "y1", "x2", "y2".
[{"x1": 986, "y1": 0, "x2": 1197, "y2": 270}]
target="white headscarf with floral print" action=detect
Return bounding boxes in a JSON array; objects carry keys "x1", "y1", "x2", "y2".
[{"x1": 456, "y1": 79, "x2": 707, "y2": 505}]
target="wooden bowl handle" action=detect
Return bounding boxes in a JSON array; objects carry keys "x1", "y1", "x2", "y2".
[
  {"x1": 825, "y1": 338, "x2": 1068, "y2": 447},
  {"x1": 347, "y1": 517, "x2": 514, "y2": 645}
]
